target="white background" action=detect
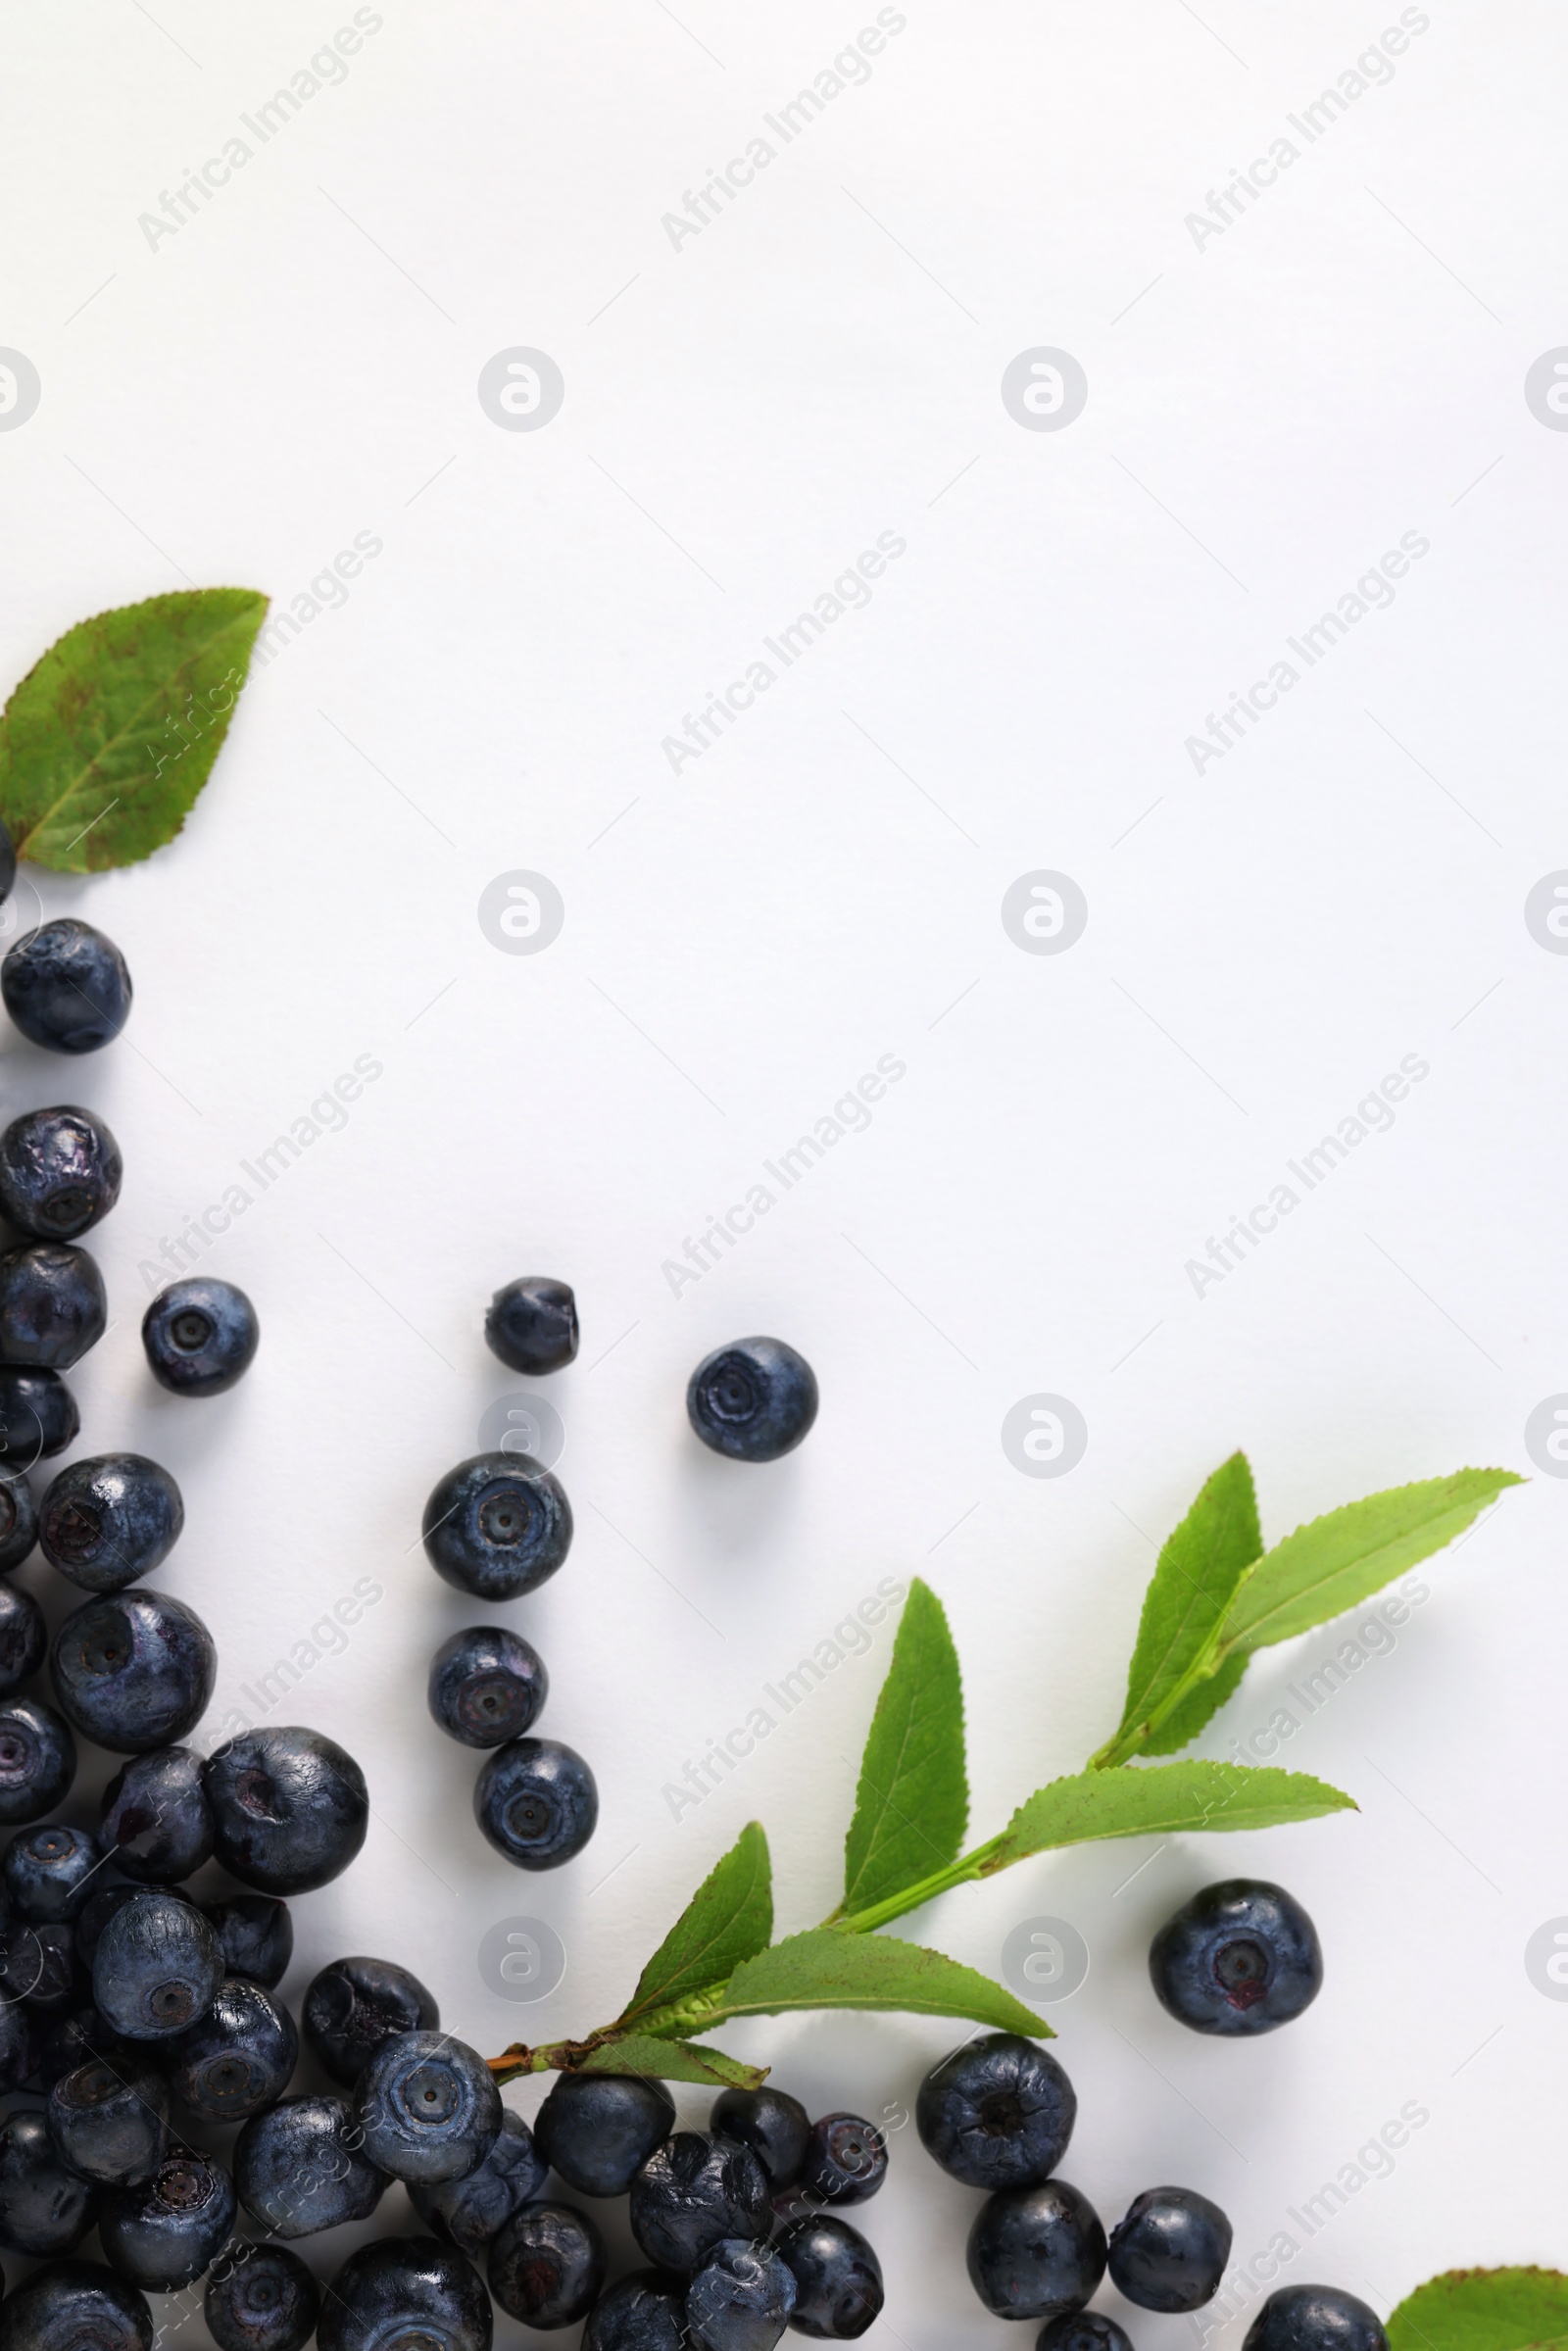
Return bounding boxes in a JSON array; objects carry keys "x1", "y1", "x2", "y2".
[{"x1": 0, "y1": 1, "x2": 1565, "y2": 2342}]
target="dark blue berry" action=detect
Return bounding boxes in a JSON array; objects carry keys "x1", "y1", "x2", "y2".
[
  {"x1": 423, "y1": 1451, "x2": 572, "y2": 1599},
  {"x1": 1150, "y1": 1881, "x2": 1323, "y2": 2036},
  {"x1": 0, "y1": 1241, "x2": 107, "y2": 1369},
  {"x1": 0, "y1": 1577, "x2": 45, "y2": 1690},
  {"x1": 583, "y1": 2270, "x2": 688, "y2": 2351},
  {"x1": 203, "y1": 1725, "x2": 368, "y2": 1893},
  {"x1": 169, "y1": 1977, "x2": 299, "y2": 2123},
  {"x1": 536, "y1": 2070, "x2": 674, "y2": 2194},
  {"x1": 31, "y1": 2002, "x2": 134, "y2": 2087},
  {"x1": 46, "y1": 2054, "x2": 169, "y2": 2186},
  {"x1": 0, "y1": 2261, "x2": 153, "y2": 2351},
  {"x1": 201, "y1": 1893, "x2": 292, "y2": 1988},
  {"x1": 4, "y1": 1819, "x2": 100, "y2": 1919},
  {"x1": 353, "y1": 2028, "x2": 503, "y2": 2183},
  {"x1": 0, "y1": 1694, "x2": 75, "y2": 1821},
  {"x1": 801, "y1": 2113, "x2": 886, "y2": 2206},
  {"x1": 966, "y1": 2180, "x2": 1107, "y2": 2322},
  {"x1": 91, "y1": 1886, "x2": 223, "y2": 2041},
  {"x1": 102, "y1": 1746, "x2": 214, "y2": 1881},
  {"x1": 429, "y1": 1623, "x2": 548, "y2": 1746},
  {"x1": 2, "y1": 920, "x2": 132, "y2": 1053},
  {"x1": 233, "y1": 2095, "x2": 388, "y2": 2238},
  {"x1": 0, "y1": 1470, "x2": 39, "y2": 1571},
  {"x1": 487, "y1": 1276, "x2": 579, "y2": 1373},
  {"x1": 687, "y1": 2238, "x2": 798, "y2": 2351},
  {"x1": 917, "y1": 2033, "x2": 1076, "y2": 2190},
  {"x1": 0, "y1": 1365, "x2": 78, "y2": 1466},
  {"x1": 142, "y1": 1277, "x2": 259, "y2": 1396},
  {"x1": 304, "y1": 1953, "x2": 438, "y2": 2083},
  {"x1": 687, "y1": 1338, "x2": 817, "y2": 1462},
  {"x1": 41, "y1": 1454, "x2": 183, "y2": 1592},
  {"x1": 0, "y1": 1994, "x2": 38, "y2": 2090},
  {"x1": 411, "y1": 2109, "x2": 548, "y2": 2254},
  {"x1": 320, "y1": 2237, "x2": 493, "y2": 2351},
  {"x1": 630, "y1": 2131, "x2": 772, "y2": 2275},
  {"x1": 0, "y1": 1917, "x2": 84, "y2": 2017},
  {"x1": 51, "y1": 1590, "x2": 216, "y2": 1753},
  {"x1": 474, "y1": 1736, "x2": 598, "y2": 1869},
  {"x1": 1244, "y1": 2286, "x2": 1389, "y2": 2351},
  {"x1": 0, "y1": 2107, "x2": 99, "y2": 2253},
  {"x1": 1037, "y1": 2317, "x2": 1134, "y2": 2351},
  {"x1": 99, "y1": 2143, "x2": 236, "y2": 2290},
  {"x1": 712, "y1": 2085, "x2": 810, "y2": 2190},
  {"x1": 0, "y1": 1104, "x2": 122, "y2": 1240},
  {"x1": 775, "y1": 2216, "x2": 884, "y2": 2339},
  {"x1": 1108, "y1": 2185, "x2": 1232, "y2": 2312},
  {"x1": 490, "y1": 2201, "x2": 607, "y2": 2327},
  {"x1": 205, "y1": 2245, "x2": 321, "y2": 2351}
]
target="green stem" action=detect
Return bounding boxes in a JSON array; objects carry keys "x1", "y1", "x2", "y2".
[
  {"x1": 1087, "y1": 1637, "x2": 1236, "y2": 1771},
  {"x1": 826, "y1": 1833, "x2": 1009, "y2": 1935}
]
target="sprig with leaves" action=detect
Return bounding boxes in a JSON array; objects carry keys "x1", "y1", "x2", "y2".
[{"x1": 488, "y1": 1455, "x2": 1519, "y2": 2087}]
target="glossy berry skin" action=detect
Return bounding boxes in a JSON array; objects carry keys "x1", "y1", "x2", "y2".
[
  {"x1": 4, "y1": 1820, "x2": 99, "y2": 1919},
  {"x1": 0, "y1": 2262, "x2": 154, "y2": 2351},
  {"x1": 169, "y1": 1977, "x2": 299, "y2": 2123},
  {"x1": 0, "y1": 1578, "x2": 45, "y2": 1691},
  {"x1": 0, "y1": 2108, "x2": 100, "y2": 2253},
  {"x1": 233, "y1": 2095, "x2": 389, "y2": 2238},
  {"x1": 91, "y1": 1886, "x2": 223, "y2": 2041},
  {"x1": 1037, "y1": 2318, "x2": 1134, "y2": 2351},
  {"x1": 474, "y1": 1736, "x2": 598, "y2": 1869},
  {"x1": 687, "y1": 1338, "x2": 817, "y2": 1463},
  {"x1": 99, "y1": 2144, "x2": 236, "y2": 2290},
  {"x1": 583, "y1": 2269, "x2": 688, "y2": 2351},
  {"x1": 411, "y1": 2109, "x2": 548, "y2": 2255},
  {"x1": 303, "y1": 1953, "x2": 439, "y2": 2084},
  {"x1": 203, "y1": 1725, "x2": 368, "y2": 1893},
  {"x1": 205, "y1": 2245, "x2": 321, "y2": 2351},
  {"x1": 52, "y1": 1591, "x2": 216, "y2": 1753},
  {"x1": 487, "y1": 1276, "x2": 579, "y2": 1374},
  {"x1": 1108, "y1": 2185, "x2": 1233, "y2": 2312},
  {"x1": 3, "y1": 920, "x2": 132, "y2": 1054},
  {"x1": 966, "y1": 2180, "x2": 1107, "y2": 2322},
  {"x1": 536, "y1": 2069, "x2": 674, "y2": 2195},
  {"x1": 0, "y1": 1470, "x2": 39, "y2": 1571},
  {"x1": 775, "y1": 2216, "x2": 884, "y2": 2340},
  {"x1": 0, "y1": 1366, "x2": 78, "y2": 1467},
  {"x1": 423, "y1": 1451, "x2": 573, "y2": 1599},
  {"x1": 1244, "y1": 2287, "x2": 1389, "y2": 2351},
  {"x1": 630, "y1": 2131, "x2": 773, "y2": 2275},
  {"x1": 490, "y1": 2201, "x2": 606, "y2": 2328},
  {"x1": 320, "y1": 2237, "x2": 494, "y2": 2351},
  {"x1": 0, "y1": 1242, "x2": 107, "y2": 1369},
  {"x1": 0, "y1": 1915, "x2": 83, "y2": 2017},
  {"x1": 41, "y1": 1455, "x2": 184, "y2": 1593},
  {"x1": 712, "y1": 2085, "x2": 810, "y2": 2190},
  {"x1": 201, "y1": 1892, "x2": 292, "y2": 1988},
  {"x1": 428, "y1": 1623, "x2": 548, "y2": 1747},
  {"x1": 0, "y1": 1695, "x2": 75, "y2": 1823},
  {"x1": 47, "y1": 2055, "x2": 169, "y2": 2187},
  {"x1": 353, "y1": 2028, "x2": 504, "y2": 2184},
  {"x1": 917, "y1": 2033, "x2": 1077, "y2": 2191},
  {"x1": 687, "y1": 2238, "x2": 799, "y2": 2351},
  {"x1": 102, "y1": 1746, "x2": 215, "y2": 1881},
  {"x1": 142, "y1": 1277, "x2": 259, "y2": 1396},
  {"x1": 1150, "y1": 1881, "x2": 1323, "y2": 2037},
  {"x1": 801, "y1": 2114, "x2": 887, "y2": 2206},
  {"x1": 0, "y1": 1995, "x2": 39, "y2": 2091},
  {"x1": 0, "y1": 1104, "x2": 122, "y2": 1241}
]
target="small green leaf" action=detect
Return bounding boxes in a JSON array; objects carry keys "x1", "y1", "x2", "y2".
[
  {"x1": 1219, "y1": 1470, "x2": 1523, "y2": 1658},
  {"x1": 986, "y1": 1761, "x2": 1355, "y2": 1870},
  {"x1": 574, "y1": 2034, "x2": 767, "y2": 2090},
  {"x1": 1138, "y1": 1654, "x2": 1247, "y2": 1757},
  {"x1": 620, "y1": 1823, "x2": 772, "y2": 2028},
  {"x1": 842, "y1": 1579, "x2": 967, "y2": 1916},
  {"x1": 1105, "y1": 1454, "x2": 1260, "y2": 1760},
  {"x1": 703, "y1": 1927, "x2": 1049, "y2": 2038},
  {"x1": 0, "y1": 588, "x2": 268, "y2": 870},
  {"x1": 1387, "y1": 2267, "x2": 1568, "y2": 2350}
]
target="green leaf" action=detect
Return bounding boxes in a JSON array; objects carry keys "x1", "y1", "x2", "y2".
[
  {"x1": 573, "y1": 2034, "x2": 767, "y2": 2090},
  {"x1": 0, "y1": 588, "x2": 268, "y2": 870},
  {"x1": 1105, "y1": 1454, "x2": 1260, "y2": 1760},
  {"x1": 620, "y1": 1823, "x2": 772, "y2": 2027},
  {"x1": 986, "y1": 1761, "x2": 1355, "y2": 1870},
  {"x1": 842, "y1": 1579, "x2": 967, "y2": 1916},
  {"x1": 1219, "y1": 1470, "x2": 1523, "y2": 1658},
  {"x1": 1387, "y1": 2268, "x2": 1568, "y2": 2350},
  {"x1": 1138, "y1": 1653, "x2": 1247, "y2": 1757},
  {"x1": 701, "y1": 1927, "x2": 1050, "y2": 2038}
]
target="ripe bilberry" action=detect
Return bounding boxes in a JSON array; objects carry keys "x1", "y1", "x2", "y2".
[
  {"x1": 536, "y1": 2070, "x2": 675, "y2": 2195},
  {"x1": 303, "y1": 1953, "x2": 438, "y2": 2084},
  {"x1": 0, "y1": 1242, "x2": 106, "y2": 1368},
  {"x1": 1150, "y1": 1880, "x2": 1323, "y2": 2037},
  {"x1": 41, "y1": 1454, "x2": 184, "y2": 1592},
  {"x1": 1107, "y1": 2185, "x2": 1233, "y2": 2312},
  {"x1": 203, "y1": 1725, "x2": 368, "y2": 1893},
  {"x1": 966, "y1": 2180, "x2": 1107, "y2": 2322},
  {"x1": 91, "y1": 1887, "x2": 223, "y2": 2041},
  {"x1": 0, "y1": 1696, "x2": 76, "y2": 1825},
  {"x1": 473, "y1": 1736, "x2": 598, "y2": 1869},
  {"x1": 51, "y1": 1590, "x2": 217, "y2": 1753},
  {"x1": 428, "y1": 1623, "x2": 548, "y2": 1746},
  {"x1": 142, "y1": 1277, "x2": 259, "y2": 1396},
  {"x1": 2, "y1": 919, "x2": 132, "y2": 1053},
  {"x1": 490, "y1": 2201, "x2": 607, "y2": 2327},
  {"x1": 0, "y1": 1104, "x2": 122, "y2": 1239},
  {"x1": 486, "y1": 1275, "x2": 579, "y2": 1373},
  {"x1": 775, "y1": 2216, "x2": 884, "y2": 2340},
  {"x1": 917, "y1": 2033, "x2": 1076, "y2": 2190},
  {"x1": 352, "y1": 2029, "x2": 504, "y2": 2184},
  {"x1": 101, "y1": 1746, "x2": 215, "y2": 1882},
  {"x1": 687, "y1": 1337, "x2": 817, "y2": 1462},
  {"x1": 205, "y1": 2245, "x2": 321, "y2": 2351},
  {"x1": 1243, "y1": 2285, "x2": 1390, "y2": 2350},
  {"x1": 423, "y1": 1451, "x2": 572, "y2": 1600},
  {"x1": 232, "y1": 2096, "x2": 389, "y2": 2238}
]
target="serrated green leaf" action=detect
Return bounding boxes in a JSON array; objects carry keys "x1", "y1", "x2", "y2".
[
  {"x1": 1219, "y1": 1470, "x2": 1523, "y2": 1658},
  {"x1": 1107, "y1": 1454, "x2": 1260, "y2": 1760},
  {"x1": 1387, "y1": 2267, "x2": 1568, "y2": 2350},
  {"x1": 986, "y1": 1761, "x2": 1355, "y2": 1870},
  {"x1": 702, "y1": 1927, "x2": 1049, "y2": 2038},
  {"x1": 0, "y1": 588, "x2": 268, "y2": 870},
  {"x1": 842, "y1": 1579, "x2": 967, "y2": 1916},
  {"x1": 1139, "y1": 1653, "x2": 1248, "y2": 1756},
  {"x1": 620, "y1": 1823, "x2": 772, "y2": 2028},
  {"x1": 574, "y1": 2034, "x2": 767, "y2": 2090}
]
